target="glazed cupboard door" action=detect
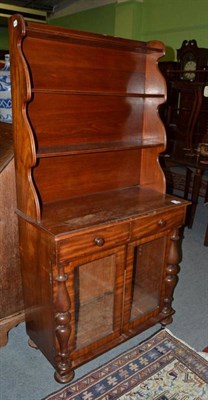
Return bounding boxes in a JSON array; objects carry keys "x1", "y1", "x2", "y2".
[
  {"x1": 63, "y1": 246, "x2": 126, "y2": 360},
  {"x1": 123, "y1": 233, "x2": 168, "y2": 331}
]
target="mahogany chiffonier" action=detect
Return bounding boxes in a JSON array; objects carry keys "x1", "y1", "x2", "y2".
[{"x1": 9, "y1": 14, "x2": 189, "y2": 383}]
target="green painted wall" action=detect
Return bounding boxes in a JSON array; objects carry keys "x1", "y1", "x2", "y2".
[
  {"x1": 49, "y1": 0, "x2": 208, "y2": 61},
  {"x1": 0, "y1": 27, "x2": 9, "y2": 50},
  {"x1": 50, "y1": 1, "x2": 143, "y2": 39},
  {"x1": 49, "y1": 4, "x2": 116, "y2": 36},
  {"x1": 115, "y1": 1, "x2": 142, "y2": 40},
  {"x1": 141, "y1": 0, "x2": 208, "y2": 60}
]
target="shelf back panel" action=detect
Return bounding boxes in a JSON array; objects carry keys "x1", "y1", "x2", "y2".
[
  {"x1": 22, "y1": 36, "x2": 146, "y2": 93},
  {"x1": 28, "y1": 94, "x2": 144, "y2": 148},
  {"x1": 33, "y1": 149, "x2": 141, "y2": 203}
]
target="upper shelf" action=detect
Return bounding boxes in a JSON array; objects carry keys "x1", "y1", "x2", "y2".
[{"x1": 21, "y1": 18, "x2": 164, "y2": 55}]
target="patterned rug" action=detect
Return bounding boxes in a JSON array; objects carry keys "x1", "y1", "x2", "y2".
[{"x1": 43, "y1": 329, "x2": 208, "y2": 400}]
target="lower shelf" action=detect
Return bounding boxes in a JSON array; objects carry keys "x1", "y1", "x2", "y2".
[
  {"x1": 75, "y1": 292, "x2": 114, "y2": 349},
  {"x1": 131, "y1": 286, "x2": 159, "y2": 321},
  {"x1": 74, "y1": 287, "x2": 159, "y2": 350}
]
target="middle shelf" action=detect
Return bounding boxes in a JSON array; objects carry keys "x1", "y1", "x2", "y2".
[{"x1": 36, "y1": 140, "x2": 164, "y2": 158}]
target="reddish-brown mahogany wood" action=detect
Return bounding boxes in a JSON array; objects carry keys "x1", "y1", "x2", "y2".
[{"x1": 9, "y1": 14, "x2": 189, "y2": 383}]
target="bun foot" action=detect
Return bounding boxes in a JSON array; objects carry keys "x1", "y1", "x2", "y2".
[
  {"x1": 161, "y1": 315, "x2": 173, "y2": 327},
  {"x1": 54, "y1": 369, "x2": 75, "y2": 384}
]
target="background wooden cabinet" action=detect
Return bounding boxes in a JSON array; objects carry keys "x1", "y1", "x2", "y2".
[{"x1": 0, "y1": 122, "x2": 24, "y2": 346}]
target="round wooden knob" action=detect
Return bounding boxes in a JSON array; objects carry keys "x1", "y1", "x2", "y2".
[
  {"x1": 94, "y1": 237, "x2": 105, "y2": 246},
  {"x1": 158, "y1": 219, "x2": 166, "y2": 227}
]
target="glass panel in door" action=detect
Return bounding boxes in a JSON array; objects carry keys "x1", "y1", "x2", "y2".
[
  {"x1": 74, "y1": 254, "x2": 116, "y2": 349},
  {"x1": 130, "y1": 236, "x2": 166, "y2": 321}
]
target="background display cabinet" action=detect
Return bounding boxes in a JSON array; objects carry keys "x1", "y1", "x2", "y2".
[{"x1": 9, "y1": 14, "x2": 189, "y2": 383}]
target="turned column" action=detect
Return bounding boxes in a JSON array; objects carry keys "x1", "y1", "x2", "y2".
[
  {"x1": 54, "y1": 265, "x2": 74, "y2": 383},
  {"x1": 161, "y1": 228, "x2": 181, "y2": 325}
]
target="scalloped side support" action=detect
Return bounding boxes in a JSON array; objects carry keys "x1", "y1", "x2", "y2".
[{"x1": 9, "y1": 14, "x2": 41, "y2": 222}]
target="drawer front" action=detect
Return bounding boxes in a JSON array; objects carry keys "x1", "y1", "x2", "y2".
[
  {"x1": 131, "y1": 207, "x2": 186, "y2": 240},
  {"x1": 59, "y1": 222, "x2": 129, "y2": 261}
]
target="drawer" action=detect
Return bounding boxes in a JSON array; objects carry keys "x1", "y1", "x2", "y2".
[
  {"x1": 131, "y1": 207, "x2": 186, "y2": 240},
  {"x1": 58, "y1": 221, "x2": 130, "y2": 261}
]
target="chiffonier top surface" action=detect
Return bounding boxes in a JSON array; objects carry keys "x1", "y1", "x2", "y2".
[{"x1": 37, "y1": 187, "x2": 188, "y2": 236}]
